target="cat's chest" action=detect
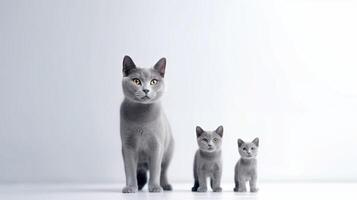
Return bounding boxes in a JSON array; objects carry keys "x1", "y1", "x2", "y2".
[
  {"x1": 121, "y1": 120, "x2": 165, "y2": 150},
  {"x1": 239, "y1": 161, "x2": 257, "y2": 176},
  {"x1": 120, "y1": 102, "x2": 162, "y2": 123},
  {"x1": 200, "y1": 159, "x2": 221, "y2": 172},
  {"x1": 122, "y1": 115, "x2": 164, "y2": 138}
]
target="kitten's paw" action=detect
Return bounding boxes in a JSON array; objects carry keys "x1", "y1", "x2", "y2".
[
  {"x1": 250, "y1": 188, "x2": 259, "y2": 193},
  {"x1": 197, "y1": 186, "x2": 207, "y2": 192},
  {"x1": 122, "y1": 186, "x2": 138, "y2": 193},
  {"x1": 238, "y1": 188, "x2": 247, "y2": 192},
  {"x1": 161, "y1": 184, "x2": 173, "y2": 191},
  {"x1": 148, "y1": 184, "x2": 163, "y2": 193},
  {"x1": 191, "y1": 186, "x2": 198, "y2": 192},
  {"x1": 233, "y1": 187, "x2": 238, "y2": 192},
  {"x1": 213, "y1": 187, "x2": 222, "y2": 192}
]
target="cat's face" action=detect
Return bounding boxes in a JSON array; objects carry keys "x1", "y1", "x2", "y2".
[
  {"x1": 196, "y1": 126, "x2": 223, "y2": 152},
  {"x1": 122, "y1": 56, "x2": 166, "y2": 104},
  {"x1": 238, "y1": 138, "x2": 259, "y2": 159}
]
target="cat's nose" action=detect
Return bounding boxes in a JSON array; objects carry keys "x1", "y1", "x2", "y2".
[{"x1": 143, "y1": 89, "x2": 149, "y2": 94}]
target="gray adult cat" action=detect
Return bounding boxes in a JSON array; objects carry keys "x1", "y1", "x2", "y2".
[
  {"x1": 120, "y1": 55, "x2": 174, "y2": 193},
  {"x1": 234, "y1": 138, "x2": 259, "y2": 192},
  {"x1": 192, "y1": 126, "x2": 223, "y2": 192}
]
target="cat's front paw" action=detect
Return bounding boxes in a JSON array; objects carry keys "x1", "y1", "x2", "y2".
[
  {"x1": 161, "y1": 183, "x2": 173, "y2": 191},
  {"x1": 197, "y1": 186, "x2": 207, "y2": 192},
  {"x1": 213, "y1": 187, "x2": 222, "y2": 192},
  {"x1": 250, "y1": 187, "x2": 259, "y2": 193},
  {"x1": 122, "y1": 186, "x2": 138, "y2": 193},
  {"x1": 149, "y1": 184, "x2": 163, "y2": 193},
  {"x1": 238, "y1": 188, "x2": 247, "y2": 192}
]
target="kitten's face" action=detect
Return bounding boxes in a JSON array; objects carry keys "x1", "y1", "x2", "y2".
[
  {"x1": 238, "y1": 138, "x2": 259, "y2": 159},
  {"x1": 122, "y1": 56, "x2": 166, "y2": 104},
  {"x1": 196, "y1": 126, "x2": 223, "y2": 153}
]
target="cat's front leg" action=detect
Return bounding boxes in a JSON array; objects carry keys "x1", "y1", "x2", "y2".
[
  {"x1": 197, "y1": 169, "x2": 207, "y2": 192},
  {"x1": 237, "y1": 178, "x2": 247, "y2": 192},
  {"x1": 249, "y1": 175, "x2": 259, "y2": 192},
  {"x1": 148, "y1": 146, "x2": 164, "y2": 192},
  {"x1": 160, "y1": 161, "x2": 172, "y2": 191},
  {"x1": 122, "y1": 147, "x2": 138, "y2": 193},
  {"x1": 211, "y1": 169, "x2": 222, "y2": 192},
  {"x1": 160, "y1": 140, "x2": 174, "y2": 191}
]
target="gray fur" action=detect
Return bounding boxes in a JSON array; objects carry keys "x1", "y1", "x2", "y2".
[
  {"x1": 234, "y1": 138, "x2": 259, "y2": 193},
  {"x1": 120, "y1": 56, "x2": 174, "y2": 193},
  {"x1": 192, "y1": 126, "x2": 223, "y2": 192}
]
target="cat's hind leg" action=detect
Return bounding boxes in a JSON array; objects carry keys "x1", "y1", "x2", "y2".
[
  {"x1": 234, "y1": 181, "x2": 239, "y2": 192},
  {"x1": 233, "y1": 163, "x2": 239, "y2": 192},
  {"x1": 137, "y1": 163, "x2": 148, "y2": 190},
  {"x1": 191, "y1": 180, "x2": 199, "y2": 192},
  {"x1": 191, "y1": 152, "x2": 199, "y2": 192}
]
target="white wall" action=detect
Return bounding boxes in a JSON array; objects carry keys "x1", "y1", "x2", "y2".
[{"x1": 1, "y1": 0, "x2": 357, "y2": 183}]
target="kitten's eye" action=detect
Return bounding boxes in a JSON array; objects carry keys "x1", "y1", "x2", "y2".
[
  {"x1": 251, "y1": 147, "x2": 255, "y2": 150},
  {"x1": 150, "y1": 79, "x2": 158, "y2": 85},
  {"x1": 243, "y1": 147, "x2": 247, "y2": 151},
  {"x1": 132, "y1": 78, "x2": 141, "y2": 85},
  {"x1": 202, "y1": 138, "x2": 208, "y2": 142},
  {"x1": 213, "y1": 138, "x2": 218, "y2": 142}
]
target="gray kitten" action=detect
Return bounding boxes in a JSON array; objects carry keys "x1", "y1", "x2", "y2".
[
  {"x1": 234, "y1": 138, "x2": 259, "y2": 192},
  {"x1": 192, "y1": 126, "x2": 223, "y2": 192},
  {"x1": 120, "y1": 56, "x2": 174, "y2": 193}
]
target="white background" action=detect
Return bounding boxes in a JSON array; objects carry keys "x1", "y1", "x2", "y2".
[{"x1": 1, "y1": 0, "x2": 357, "y2": 183}]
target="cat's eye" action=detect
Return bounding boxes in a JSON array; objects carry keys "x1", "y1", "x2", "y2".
[
  {"x1": 132, "y1": 78, "x2": 141, "y2": 85},
  {"x1": 202, "y1": 138, "x2": 208, "y2": 142},
  {"x1": 213, "y1": 138, "x2": 218, "y2": 142},
  {"x1": 243, "y1": 147, "x2": 247, "y2": 151},
  {"x1": 251, "y1": 147, "x2": 255, "y2": 150},
  {"x1": 150, "y1": 79, "x2": 158, "y2": 85}
]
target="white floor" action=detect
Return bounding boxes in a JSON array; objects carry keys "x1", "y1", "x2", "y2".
[{"x1": 1, "y1": 182, "x2": 356, "y2": 200}]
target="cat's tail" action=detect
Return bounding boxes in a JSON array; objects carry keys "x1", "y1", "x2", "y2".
[{"x1": 137, "y1": 167, "x2": 148, "y2": 190}]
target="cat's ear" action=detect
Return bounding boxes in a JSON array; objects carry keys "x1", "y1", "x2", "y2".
[
  {"x1": 154, "y1": 57, "x2": 166, "y2": 77},
  {"x1": 237, "y1": 139, "x2": 244, "y2": 148},
  {"x1": 252, "y1": 137, "x2": 259, "y2": 147},
  {"x1": 196, "y1": 126, "x2": 204, "y2": 137},
  {"x1": 215, "y1": 125, "x2": 223, "y2": 137},
  {"x1": 123, "y1": 55, "x2": 136, "y2": 76}
]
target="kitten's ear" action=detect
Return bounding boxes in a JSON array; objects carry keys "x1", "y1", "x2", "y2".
[
  {"x1": 252, "y1": 137, "x2": 259, "y2": 147},
  {"x1": 215, "y1": 125, "x2": 223, "y2": 137},
  {"x1": 123, "y1": 55, "x2": 136, "y2": 76},
  {"x1": 237, "y1": 139, "x2": 244, "y2": 148},
  {"x1": 196, "y1": 126, "x2": 204, "y2": 137},
  {"x1": 154, "y1": 57, "x2": 166, "y2": 77}
]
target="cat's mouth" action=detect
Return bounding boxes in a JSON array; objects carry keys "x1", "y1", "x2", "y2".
[{"x1": 141, "y1": 96, "x2": 151, "y2": 100}]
